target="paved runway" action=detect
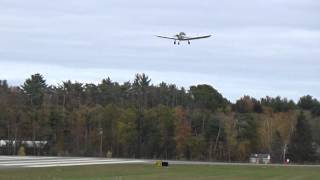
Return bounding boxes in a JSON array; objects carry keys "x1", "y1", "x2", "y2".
[
  {"x1": 0, "y1": 156, "x2": 145, "y2": 168},
  {"x1": 1, "y1": 156, "x2": 319, "y2": 169}
]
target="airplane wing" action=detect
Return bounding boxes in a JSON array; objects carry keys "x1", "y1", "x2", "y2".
[
  {"x1": 156, "y1": 35, "x2": 177, "y2": 40},
  {"x1": 184, "y1": 35, "x2": 212, "y2": 40}
]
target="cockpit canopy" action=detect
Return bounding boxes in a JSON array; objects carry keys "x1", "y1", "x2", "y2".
[{"x1": 179, "y1": 32, "x2": 186, "y2": 36}]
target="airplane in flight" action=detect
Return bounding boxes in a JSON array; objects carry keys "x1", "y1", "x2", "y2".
[{"x1": 156, "y1": 32, "x2": 211, "y2": 45}]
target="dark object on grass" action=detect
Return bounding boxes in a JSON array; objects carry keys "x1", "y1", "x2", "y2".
[{"x1": 162, "y1": 161, "x2": 169, "y2": 166}]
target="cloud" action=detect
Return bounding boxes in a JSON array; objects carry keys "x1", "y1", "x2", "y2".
[{"x1": 0, "y1": 0, "x2": 319, "y2": 101}]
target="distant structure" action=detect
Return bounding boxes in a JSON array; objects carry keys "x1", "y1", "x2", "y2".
[
  {"x1": 0, "y1": 140, "x2": 47, "y2": 148},
  {"x1": 0, "y1": 140, "x2": 48, "y2": 155},
  {"x1": 249, "y1": 154, "x2": 271, "y2": 164}
]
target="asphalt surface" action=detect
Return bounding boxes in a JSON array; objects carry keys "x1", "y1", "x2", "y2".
[
  {"x1": 1, "y1": 156, "x2": 320, "y2": 169},
  {"x1": 152, "y1": 159, "x2": 320, "y2": 167}
]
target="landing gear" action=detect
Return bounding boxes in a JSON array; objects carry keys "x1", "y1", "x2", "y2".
[
  {"x1": 188, "y1": 41, "x2": 190, "y2": 45},
  {"x1": 173, "y1": 41, "x2": 182, "y2": 45}
]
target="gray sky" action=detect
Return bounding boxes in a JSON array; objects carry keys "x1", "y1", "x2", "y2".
[{"x1": 0, "y1": 0, "x2": 319, "y2": 102}]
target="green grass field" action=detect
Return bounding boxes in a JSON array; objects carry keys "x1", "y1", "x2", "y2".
[{"x1": 1, "y1": 164, "x2": 320, "y2": 180}]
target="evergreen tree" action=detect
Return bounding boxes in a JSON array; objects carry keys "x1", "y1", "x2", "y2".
[
  {"x1": 311, "y1": 100, "x2": 320, "y2": 116},
  {"x1": 234, "y1": 96, "x2": 262, "y2": 113},
  {"x1": 236, "y1": 113, "x2": 259, "y2": 153},
  {"x1": 271, "y1": 131, "x2": 284, "y2": 163},
  {"x1": 298, "y1": 95, "x2": 317, "y2": 110},
  {"x1": 21, "y1": 73, "x2": 47, "y2": 107},
  {"x1": 287, "y1": 111, "x2": 315, "y2": 163},
  {"x1": 189, "y1": 84, "x2": 227, "y2": 111},
  {"x1": 21, "y1": 74, "x2": 48, "y2": 155}
]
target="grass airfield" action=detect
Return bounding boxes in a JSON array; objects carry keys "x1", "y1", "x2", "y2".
[{"x1": 1, "y1": 163, "x2": 320, "y2": 180}]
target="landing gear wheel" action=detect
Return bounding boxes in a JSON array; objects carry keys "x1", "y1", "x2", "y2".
[
  {"x1": 178, "y1": 42, "x2": 180, "y2": 45},
  {"x1": 174, "y1": 41, "x2": 176, "y2": 45},
  {"x1": 188, "y1": 41, "x2": 190, "y2": 45}
]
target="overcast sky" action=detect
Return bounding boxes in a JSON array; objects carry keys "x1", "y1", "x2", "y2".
[{"x1": 0, "y1": 0, "x2": 319, "y2": 102}]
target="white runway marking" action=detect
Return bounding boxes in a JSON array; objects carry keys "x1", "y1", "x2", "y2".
[
  {"x1": 0, "y1": 156, "x2": 145, "y2": 168},
  {"x1": 0, "y1": 156, "x2": 58, "y2": 160},
  {"x1": 27, "y1": 160, "x2": 144, "y2": 168},
  {"x1": 1, "y1": 159, "x2": 116, "y2": 166},
  {"x1": 0, "y1": 158, "x2": 104, "y2": 164}
]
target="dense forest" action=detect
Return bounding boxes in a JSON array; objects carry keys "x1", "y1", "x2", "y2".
[{"x1": 1, "y1": 73, "x2": 320, "y2": 163}]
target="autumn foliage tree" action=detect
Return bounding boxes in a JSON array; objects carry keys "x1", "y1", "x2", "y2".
[{"x1": 174, "y1": 106, "x2": 192, "y2": 159}]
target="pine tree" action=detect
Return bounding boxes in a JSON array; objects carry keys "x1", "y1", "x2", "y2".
[
  {"x1": 21, "y1": 73, "x2": 47, "y2": 107},
  {"x1": 271, "y1": 131, "x2": 284, "y2": 163},
  {"x1": 287, "y1": 111, "x2": 315, "y2": 163}
]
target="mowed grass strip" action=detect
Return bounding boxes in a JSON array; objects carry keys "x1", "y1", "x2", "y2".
[{"x1": 1, "y1": 164, "x2": 320, "y2": 180}]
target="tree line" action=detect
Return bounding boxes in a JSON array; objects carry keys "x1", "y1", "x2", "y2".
[{"x1": 0, "y1": 73, "x2": 320, "y2": 163}]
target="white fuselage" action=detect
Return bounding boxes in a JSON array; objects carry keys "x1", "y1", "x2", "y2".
[{"x1": 175, "y1": 32, "x2": 188, "y2": 41}]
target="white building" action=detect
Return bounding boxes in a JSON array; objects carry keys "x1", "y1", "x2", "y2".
[
  {"x1": 0, "y1": 140, "x2": 47, "y2": 148},
  {"x1": 249, "y1": 154, "x2": 271, "y2": 164}
]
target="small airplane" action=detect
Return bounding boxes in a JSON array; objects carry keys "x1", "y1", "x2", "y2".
[{"x1": 156, "y1": 32, "x2": 211, "y2": 45}]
